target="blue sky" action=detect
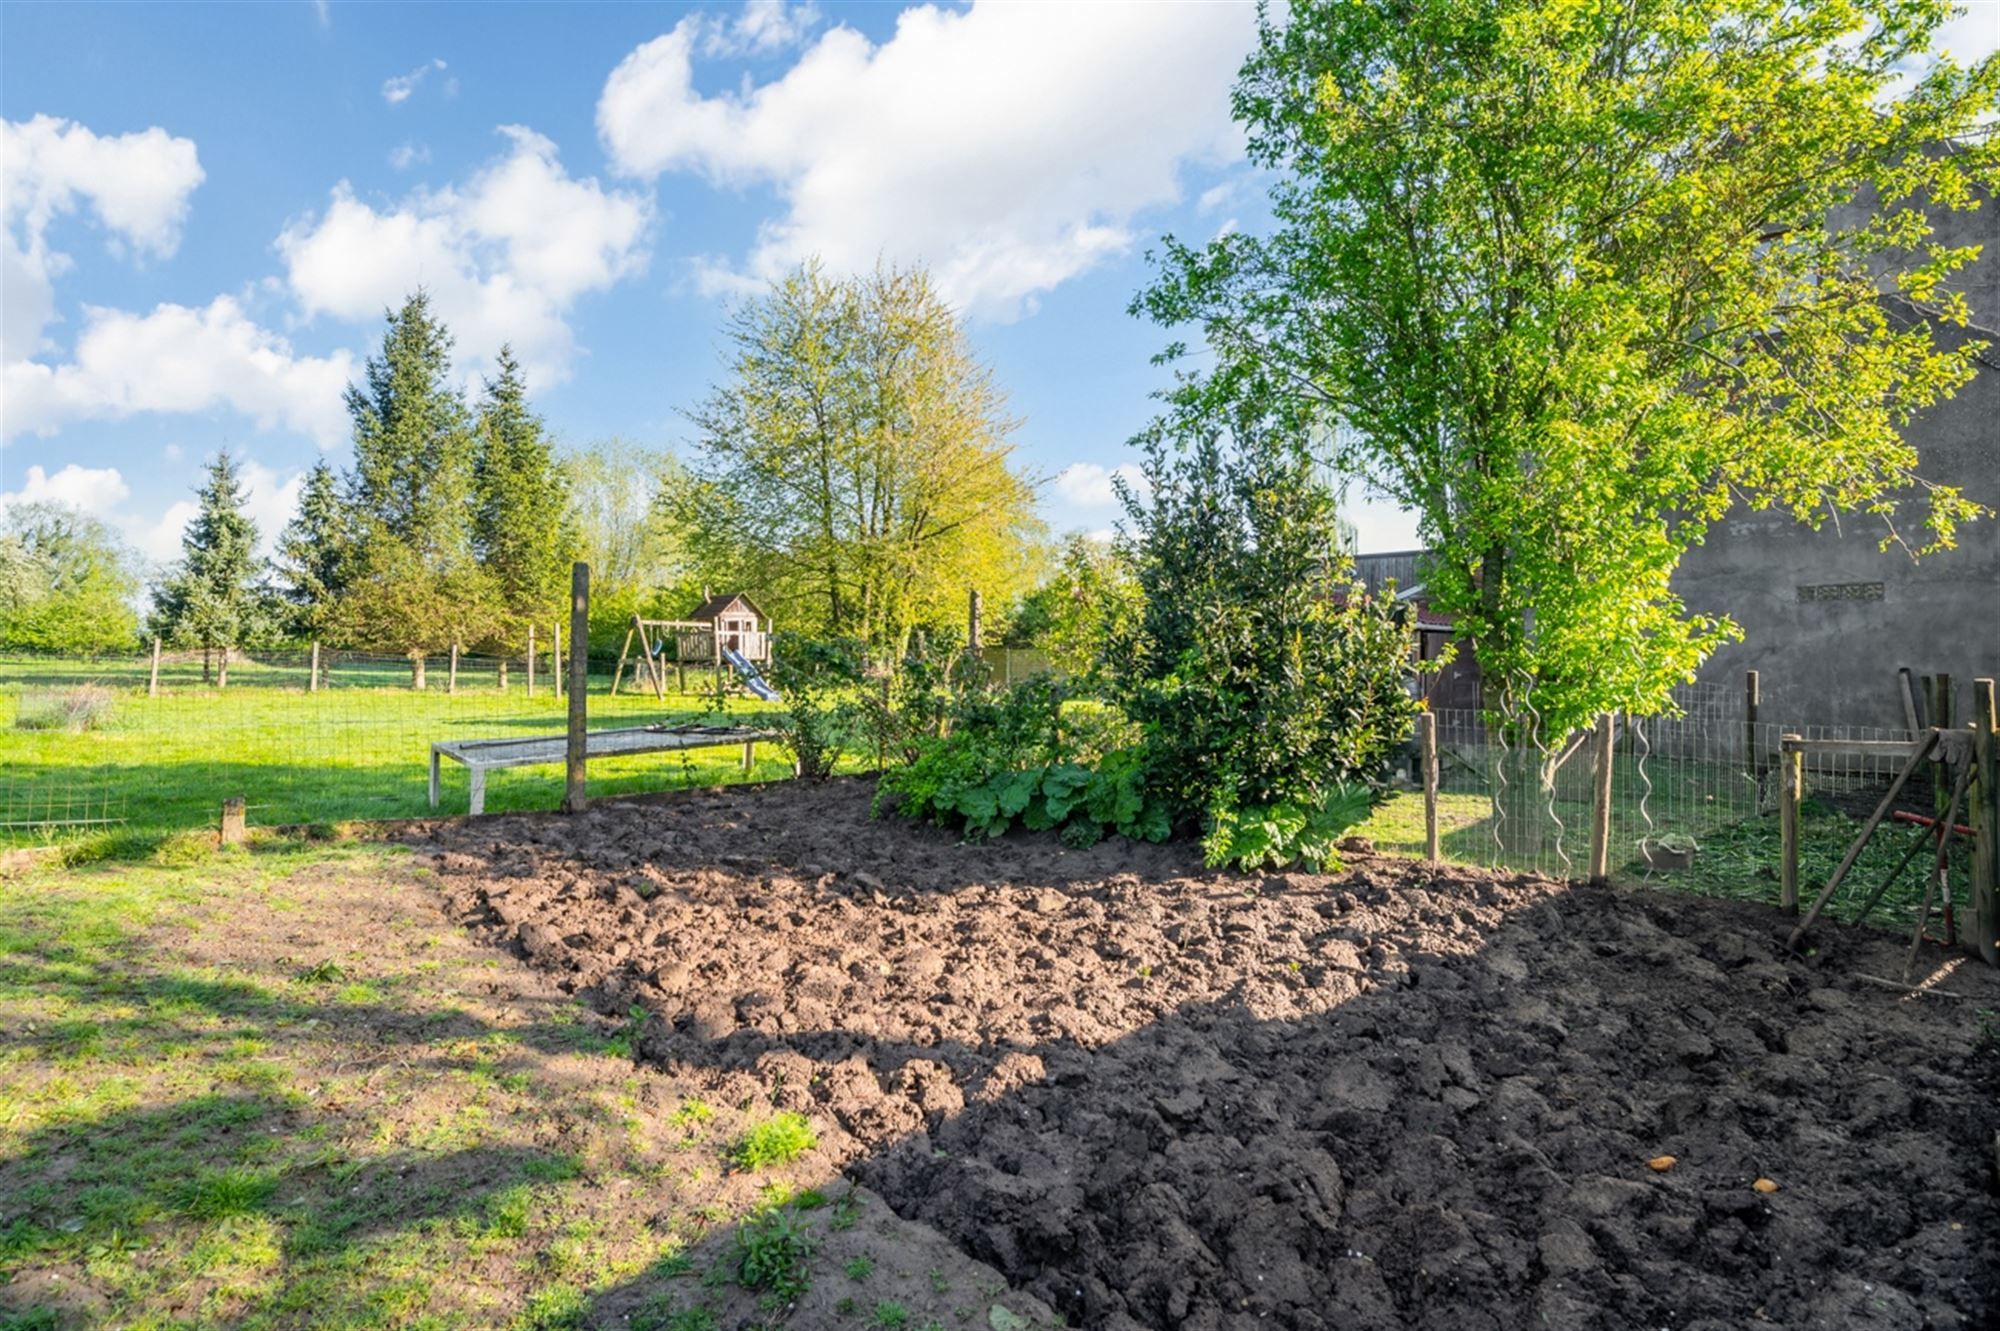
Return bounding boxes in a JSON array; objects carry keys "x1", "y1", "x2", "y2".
[{"x1": 4, "y1": 0, "x2": 1997, "y2": 571}]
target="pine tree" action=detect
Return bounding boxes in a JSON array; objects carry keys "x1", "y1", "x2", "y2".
[
  {"x1": 272, "y1": 460, "x2": 348, "y2": 639},
  {"x1": 149, "y1": 449, "x2": 265, "y2": 686},
  {"x1": 333, "y1": 291, "x2": 499, "y2": 685},
  {"x1": 472, "y1": 345, "x2": 577, "y2": 638}
]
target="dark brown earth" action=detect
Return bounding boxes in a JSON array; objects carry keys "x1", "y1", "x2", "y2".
[{"x1": 418, "y1": 776, "x2": 2000, "y2": 1331}]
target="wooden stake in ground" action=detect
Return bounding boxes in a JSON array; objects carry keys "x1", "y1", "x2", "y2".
[
  {"x1": 1421, "y1": 711, "x2": 1440, "y2": 864},
  {"x1": 219, "y1": 797, "x2": 246, "y2": 847},
  {"x1": 562, "y1": 562, "x2": 590, "y2": 815},
  {"x1": 1971, "y1": 678, "x2": 1998, "y2": 967},
  {"x1": 1787, "y1": 729, "x2": 1938, "y2": 950},
  {"x1": 149, "y1": 637, "x2": 162, "y2": 698},
  {"x1": 1780, "y1": 736, "x2": 1803, "y2": 913},
  {"x1": 1588, "y1": 712, "x2": 1614, "y2": 883},
  {"x1": 449, "y1": 643, "x2": 459, "y2": 695},
  {"x1": 310, "y1": 640, "x2": 320, "y2": 694},
  {"x1": 527, "y1": 625, "x2": 536, "y2": 697},
  {"x1": 554, "y1": 623, "x2": 563, "y2": 701}
]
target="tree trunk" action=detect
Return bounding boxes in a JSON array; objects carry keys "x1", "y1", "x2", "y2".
[
  {"x1": 202, "y1": 644, "x2": 212, "y2": 685},
  {"x1": 217, "y1": 648, "x2": 229, "y2": 690},
  {"x1": 411, "y1": 652, "x2": 427, "y2": 691}
]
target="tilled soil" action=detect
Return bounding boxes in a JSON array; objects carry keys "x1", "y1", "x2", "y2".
[{"x1": 420, "y1": 776, "x2": 2000, "y2": 1331}]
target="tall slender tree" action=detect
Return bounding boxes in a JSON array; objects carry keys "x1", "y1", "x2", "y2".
[
  {"x1": 149, "y1": 449, "x2": 266, "y2": 686},
  {"x1": 333, "y1": 292, "x2": 499, "y2": 685},
  {"x1": 271, "y1": 459, "x2": 349, "y2": 640},
  {"x1": 472, "y1": 346, "x2": 577, "y2": 640}
]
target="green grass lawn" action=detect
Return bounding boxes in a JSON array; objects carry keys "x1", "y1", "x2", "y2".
[
  {"x1": 1, "y1": 657, "x2": 792, "y2": 847},
  {"x1": 0, "y1": 832, "x2": 1050, "y2": 1331}
]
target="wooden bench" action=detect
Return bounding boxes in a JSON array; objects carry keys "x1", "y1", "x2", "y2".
[{"x1": 428, "y1": 723, "x2": 770, "y2": 815}]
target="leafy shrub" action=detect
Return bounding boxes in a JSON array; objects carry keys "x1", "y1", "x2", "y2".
[
  {"x1": 765, "y1": 635, "x2": 866, "y2": 780},
  {"x1": 1201, "y1": 783, "x2": 1373, "y2": 872},
  {"x1": 1111, "y1": 407, "x2": 1420, "y2": 841},
  {"x1": 877, "y1": 678, "x2": 1169, "y2": 845},
  {"x1": 726, "y1": 1112, "x2": 816, "y2": 1170},
  {"x1": 732, "y1": 1209, "x2": 816, "y2": 1300},
  {"x1": 13, "y1": 684, "x2": 115, "y2": 733}
]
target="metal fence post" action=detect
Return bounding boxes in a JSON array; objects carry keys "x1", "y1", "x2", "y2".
[
  {"x1": 1972, "y1": 679, "x2": 1998, "y2": 967},
  {"x1": 1588, "y1": 712, "x2": 1614, "y2": 882},
  {"x1": 562, "y1": 562, "x2": 590, "y2": 814},
  {"x1": 1421, "y1": 712, "x2": 1440, "y2": 864},
  {"x1": 1744, "y1": 669, "x2": 1759, "y2": 783}
]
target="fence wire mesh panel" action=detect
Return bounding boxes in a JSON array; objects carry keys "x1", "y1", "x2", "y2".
[
  {"x1": 1, "y1": 649, "x2": 787, "y2": 843},
  {"x1": 1407, "y1": 685, "x2": 1942, "y2": 905}
]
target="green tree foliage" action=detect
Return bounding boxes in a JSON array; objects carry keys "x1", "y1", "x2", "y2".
[
  {"x1": 1005, "y1": 533, "x2": 1141, "y2": 681},
  {"x1": 333, "y1": 291, "x2": 500, "y2": 681},
  {"x1": 149, "y1": 450, "x2": 268, "y2": 684},
  {"x1": 472, "y1": 346, "x2": 578, "y2": 636},
  {"x1": 0, "y1": 503, "x2": 140, "y2": 653},
  {"x1": 271, "y1": 460, "x2": 349, "y2": 640},
  {"x1": 563, "y1": 438, "x2": 697, "y2": 652},
  {"x1": 1111, "y1": 402, "x2": 1421, "y2": 831},
  {"x1": 1137, "y1": 0, "x2": 1998, "y2": 737},
  {"x1": 676, "y1": 260, "x2": 1042, "y2": 649}
]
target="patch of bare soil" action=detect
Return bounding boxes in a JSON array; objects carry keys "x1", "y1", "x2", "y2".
[{"x1": 420, "y1": 776, "x2": 2000, "y2": 1331}]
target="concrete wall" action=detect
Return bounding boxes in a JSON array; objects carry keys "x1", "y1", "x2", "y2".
[{"x1": 1671, "y1": 194, "x2": 2000, "y2": 730}]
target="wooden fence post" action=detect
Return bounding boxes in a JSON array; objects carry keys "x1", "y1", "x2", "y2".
[
  {"x1": 1421, "y1": 711, "x2": 1440, "y2": 864},
  {"x1": 449, "y1": 643, "x2": 459, "y2": 695},
  {"x1": 149, "y1": 637, "x2": 162, "y2": 697},
  {"x1": 554, "y1": 623, "x2": 563, "y2": 701},
  {"x1": 1971, "y1": 679, "x2": 1998, "y2": 967},
  {"x1": 1744, "y1": 670, "x2": 1760, "y2": 783},
  {"x1": 219, "y1": 797, "x2": 246, "y2": 847},
  {"x1": 309, "y1": 640, "x2": 320, "y2": 693},
  {"x1": 562, "y1": 563, "x2": 590, "y2": 814},
  {"x1": 527, "y1": 625, "x2": 537, "y2": 697},
  {"x1": 1780, "y1": 735, "x2": 1802, "y2": 914},
  {"x1": 1588, "y1": 712, "x2": 1614, "y2": 883}
]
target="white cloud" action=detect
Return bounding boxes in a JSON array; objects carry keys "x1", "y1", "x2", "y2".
[
  {"x1": 314, "y1": 0, "x2": 331, "y2": 29},
  {"x1": 1, "y1": 456, "x2": 306, "y2": 566},
  {"x1": 1, "y1": 115, "x2": 204, "y2": 362},
  {"x1": 2, "y1": 296, "x2": 355, "y2": 445},
  {"x1": 706, "y1": 0, "x2": 821, "y2": 56},
  {"x1": 278, "y1": 126, "x2": 652, "y2": 386},
  {"x1": 388, "y1": 142, "x2": 431, "y2": 171},
  {"x1": 1053, "y1": 461, "x2": 1145, "y2": 508},
  {"x1": 0, "y1": 462, "x2": 131, "y2": 517},
  {"x1": 597, "y1": 1, "x2": 1252, "y2": 319},
  {"x1": 381, "y1": 57, "x2": 447, "y2": 105}
]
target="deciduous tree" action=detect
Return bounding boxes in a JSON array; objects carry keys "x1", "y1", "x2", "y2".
[
  {"x1": 1138, "y1": 0, "x2": 1998, "y2": 743},
  {"x1": 0, "y1": 503, "x2": 139, "y2": 654},
  {"x1": 677, "y1": 260, "x2": 1042, "y2": 650}
]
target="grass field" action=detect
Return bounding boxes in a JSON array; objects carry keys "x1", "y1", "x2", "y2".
[
  {"x1": 0, "y1": 833, "x2": 1051, "y2": 1331},
  {"x1": 1, "y1": 655, "x2": 790, "y2": 846}
]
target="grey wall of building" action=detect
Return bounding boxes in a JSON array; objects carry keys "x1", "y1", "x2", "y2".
[{"x1": 1671, "y1": 193, "x2": 2000, "y2": 730}]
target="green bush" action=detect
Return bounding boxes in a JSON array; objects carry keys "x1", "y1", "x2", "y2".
[
  {"x1": 765, "y1": 636, "x2": 866, "y2": 780},
  {"x1": 1201, "y1": 783, "x2": 1373, "y2": 872},
  {"x1": 1111, "y1": 407, "x2": 1421, "y2": 853}
]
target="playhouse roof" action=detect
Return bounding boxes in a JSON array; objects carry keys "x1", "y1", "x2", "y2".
[{"x1": 689, "y1": 592, "x2": 767, "y2": 623}]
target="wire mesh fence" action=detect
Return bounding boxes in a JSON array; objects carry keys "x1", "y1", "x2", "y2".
[
  {"x1": 1392, "y1": 681, "x2": 1969, "y2": 932},
  {"x1": 1, "y1": 648, "x2": 787, "y2": 843}
]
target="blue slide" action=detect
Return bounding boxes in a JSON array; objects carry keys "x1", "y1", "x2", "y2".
[{"x1": 720, "y1": 645, "x2": 781, "y2": 702}]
